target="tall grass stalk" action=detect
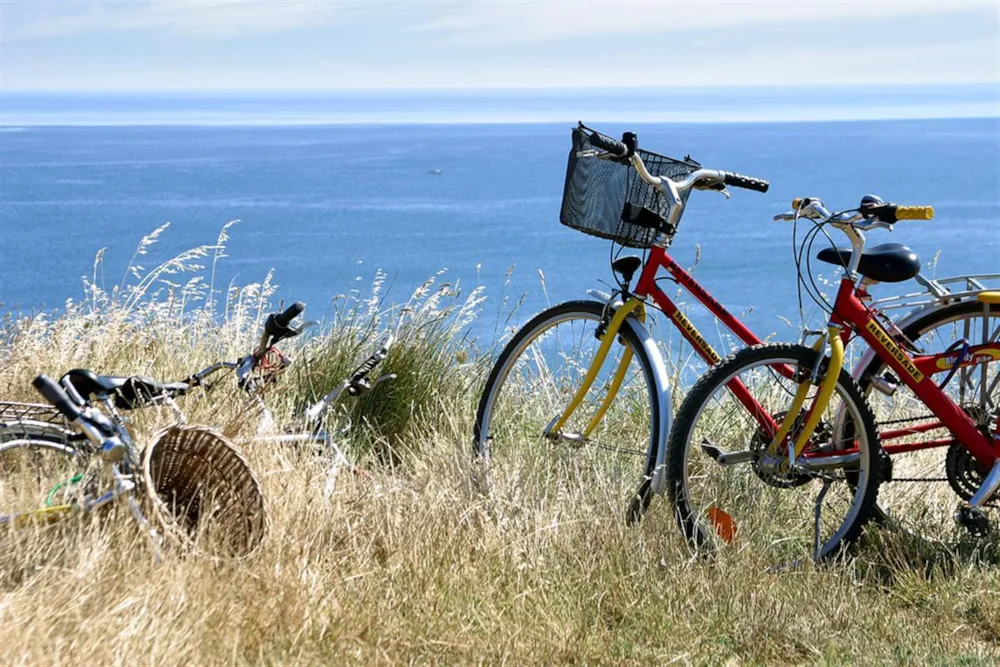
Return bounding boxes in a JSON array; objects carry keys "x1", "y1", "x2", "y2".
[{"x1": 1, "y1": 228, "x2": 999, "y2": 664}]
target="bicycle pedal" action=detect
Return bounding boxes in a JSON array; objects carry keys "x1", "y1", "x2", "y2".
[
  {"x1": 878, "y1": 449, "x2": 893, "y2": 483},
  {"x1": 955, "y1": 503, "x2": 991, "y2": 538}
]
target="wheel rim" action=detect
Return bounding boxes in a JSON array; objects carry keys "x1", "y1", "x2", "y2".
[
  {"x1": 678, "y1": 354, "x2": 873, "y2": 561},
  {"x1": 477, "y1": 308, "x2": 657, "y2": 514}
]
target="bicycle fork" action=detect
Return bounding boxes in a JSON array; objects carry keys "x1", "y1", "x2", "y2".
[
  {"x1": 766, "y1": 325, "x2": 846, "y2": 465},
  {"x1": 766, "y1": 326, "x2": 845, "y2": 555},
  {"x1": 543, "y1": 298, "x2": 646, "y2": 445}
]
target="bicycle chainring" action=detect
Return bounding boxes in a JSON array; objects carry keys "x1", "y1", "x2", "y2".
[
  {"x1": 946, "y1": 441, "x2": 989, "y2": 503},
  {"x1": 947, "y1": 404, "x2": 999, "y2": 504},
  {"x1": 749, "y1": 411, "x2": 829, "y2": 489}
]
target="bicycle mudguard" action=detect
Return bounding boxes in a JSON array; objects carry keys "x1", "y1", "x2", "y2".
[
  {"x1": 625, "y1": 313, "x2": 673, "y2": 496},
  {"x1": 577, "y1": 294, "x2": 673, "y2": 495}
]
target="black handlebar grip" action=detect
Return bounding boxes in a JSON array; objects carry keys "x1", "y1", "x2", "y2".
[
  {"x1": 274, "y1": 301, "x2": 305, "y2": 328},
  {"x1": 588, "y1": 131, "x2": 630, "y2": 158},
  {"x1": 33, "y1": 375, "x2": 82, "y2": 422},
  {"x1": 723, "y1": 172, "x2": 770, "y2": 193}
]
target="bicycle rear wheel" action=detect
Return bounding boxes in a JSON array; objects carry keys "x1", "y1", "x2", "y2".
[
  {"x1": 474, "y1": 300, "x2": 660, "y2": 517},
  {"x1": 860, "y1": 300, "x2": 1000, "y2": 542},
  {"x1": 666, "y1": 344, "x2": 880, "y2": 562}
]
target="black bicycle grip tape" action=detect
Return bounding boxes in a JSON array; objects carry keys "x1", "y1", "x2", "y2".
[
  {"x1": 723, "y1": 172, "x2": 770, "y2": 193},
  {"x1": 588, "y1": 132, "x2": 629, "y2": 158},
  {"x1": 274, "y1": 301, "x2": 305, "y2": 328},
  {"x1": 33, "y1": 375, "x2": 82, "y2": 421}
]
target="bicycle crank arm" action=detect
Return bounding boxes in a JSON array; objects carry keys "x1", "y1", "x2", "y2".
[
  {"x1": 700, "y1": 441, "x2": 755, "y2": 466},
  {"x1": 795, "y1": 452, "x2": 861, "y2": 471}
]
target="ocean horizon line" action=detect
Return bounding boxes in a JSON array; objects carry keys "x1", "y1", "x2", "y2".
[
  {"x1": 2, "y1": 111, "x2": 998, "y2": 129},
  {"x1": 2, "y1": 84, "x2": 996, "y2": 127}
]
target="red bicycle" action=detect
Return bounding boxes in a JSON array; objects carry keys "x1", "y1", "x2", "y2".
[
  {"x1": 666, "y1": 196, "x2": 1000, "y2": 560},
  {"x1": 473, "y1": 125, "x2": 998, "y2": 557}
]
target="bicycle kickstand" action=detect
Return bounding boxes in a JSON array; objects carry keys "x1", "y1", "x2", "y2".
[{"x1": 813, "y1": 475, "x2": 833, "y2": 561}]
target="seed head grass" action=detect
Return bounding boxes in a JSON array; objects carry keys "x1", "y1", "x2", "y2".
[{"x1": 0, "y1": 228, "x2": 998, "y2": 665}]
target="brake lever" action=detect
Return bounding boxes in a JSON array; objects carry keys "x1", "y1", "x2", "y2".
[
  {"x1": 693, "y1": 180, "x2": 730, "y2": 199},
  {"x1": 854, "y1": 220, "x2": 894, "y2": 232}
]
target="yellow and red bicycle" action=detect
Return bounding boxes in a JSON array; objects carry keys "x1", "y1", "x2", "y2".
[
  {"x1": 474, "y1": 124, "x2": 998, "y2": 562},
  {"x1": 666, "y1": 196, "x2": 1000, "y2": 560}
]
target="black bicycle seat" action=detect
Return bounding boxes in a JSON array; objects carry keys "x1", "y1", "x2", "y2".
[
  {"x1": 816, "y1": 243, "x2": 921, "y2": 283},
  {"x1": 62, "y1": 369, "x2": 189, "y2": 410}
]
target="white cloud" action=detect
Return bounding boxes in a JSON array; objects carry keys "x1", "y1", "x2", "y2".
[
  {"x1": 1, "y1": 0, "x2": 364, "y2": 41},
  {"x1": 406, "y1": 0, "x2": 995, "y2": 46},
  {"x1": 0, "y1": 0, "x2": 996, "y2": 89}
]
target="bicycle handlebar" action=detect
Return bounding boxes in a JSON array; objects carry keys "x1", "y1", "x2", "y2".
[
  {"x1": 272, "y1": 301, "x2": 305, "y2": 330},
  {"x1": 864, "y1": 203, "x2": 935, "y2": 223},
  {"x1": 587, "y1": 131, "x2": 630, "y2": 158},
  {"x1": 776, "y1": 197, "x2": 934, "y2": 226},
  {"x1": 350, "y1": 335, "x2": 394, "y2": 387},
  {"x1": 34, "y1": 374, "x2": 126, "y2": 460},
  {"x1": 587, "y1": 127, "x2": 770, "y2": 199},
  {"x1": 33, "y1": 375, "x2": 82, "y2": 422}
]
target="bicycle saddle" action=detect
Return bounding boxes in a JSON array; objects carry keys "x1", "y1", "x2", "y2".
[
  {"x1": 62, "y1": 369, "x2": 189, "y2": 410},
  {"x1": 816, "y1": 242, "x2": 921, "y2": 283}
]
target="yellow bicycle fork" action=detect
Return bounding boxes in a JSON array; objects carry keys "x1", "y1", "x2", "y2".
[
  {"x1": 545, "y1": 298, "x2": 646, "y2": 441},
  {"x1": 767, "y1": 325, "x2": 845, "y2": 463}
]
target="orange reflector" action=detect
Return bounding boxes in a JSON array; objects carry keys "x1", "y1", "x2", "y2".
[{"x1": 707, "y1": 505, "x2": 737, "y2": 544}]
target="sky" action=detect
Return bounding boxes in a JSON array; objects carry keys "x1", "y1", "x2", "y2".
[{"x1": 0, "y1": 0, "x2": 998, "y2": 91}]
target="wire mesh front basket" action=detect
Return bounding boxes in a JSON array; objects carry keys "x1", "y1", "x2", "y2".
[
  {"x1": 143, "y1": 425, "x2": 267, "y2": 559},
  {"x1": 0, "y1": 401, "x2": 74, "y2": 445},
  {"x1": 560, "y1": 123, "x2": 701, "y2": 249}
]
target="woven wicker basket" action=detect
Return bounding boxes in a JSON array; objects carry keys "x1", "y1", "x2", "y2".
[{"x1": 143, "y1": 425, "x2": 267, "y2": 559}]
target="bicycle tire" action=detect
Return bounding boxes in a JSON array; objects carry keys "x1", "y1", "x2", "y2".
[
  {"x1": 666, "y1": 343, "x2": 880, "y2": 561},
  {"x1": 474, "y1": 300, "x2": 660, "y2": 516}
]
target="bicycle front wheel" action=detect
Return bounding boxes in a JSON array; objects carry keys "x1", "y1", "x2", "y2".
[
  {"x1": 474, "y1": 300, "x2": 660, "y2": 517},
  {"x1": 667, "y1": 344, "x2": 880, "y2": 562}
]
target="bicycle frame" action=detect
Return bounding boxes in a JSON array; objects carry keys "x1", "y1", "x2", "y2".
[
  {"x1": 816, "y1": 279, "x2": 1000, "y2": 467},
  {"x1": 548, "y1": 245, "x2": 781, "y2": 490},
  {"x1": 548, "y1": 243, "x2": 999, "y2": 492}
]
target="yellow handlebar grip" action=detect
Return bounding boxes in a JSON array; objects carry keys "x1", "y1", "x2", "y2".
[
  {"x1": 791, "y1": 198, "x2": 803, "y2": 210},
  {"x1": 895, "y1": 206, "x2": 934, "y2": 220}
]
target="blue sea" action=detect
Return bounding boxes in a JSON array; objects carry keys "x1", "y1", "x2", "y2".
[{"x1": 1, "y1": 88, "x2": 998, "y2": 345}]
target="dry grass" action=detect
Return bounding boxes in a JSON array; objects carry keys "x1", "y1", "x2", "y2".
[{"x1": 1, "y1": 229, "x2": 999, "y2": 665}]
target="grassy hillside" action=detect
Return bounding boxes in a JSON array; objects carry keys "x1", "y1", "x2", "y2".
[{"x1": 1, "y1": 229, "x2": 999, "y2": 665}]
